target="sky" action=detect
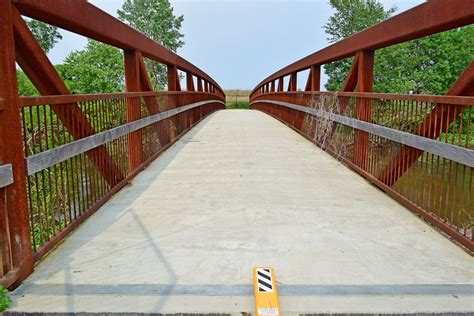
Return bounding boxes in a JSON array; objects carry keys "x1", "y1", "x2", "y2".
[{"x1": 47, "y1": 0, "x2": 422, "y2": 90}]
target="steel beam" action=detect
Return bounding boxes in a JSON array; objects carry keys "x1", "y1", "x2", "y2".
[
  {"x1": 342, "y1": 54, "x2": 359, "y2": 92},
  {"x1": 26, "y1": 100, "x2": 225, "y2": 175},
  {"x1": 124, "y1": 50, "x2": 144, "y2": 171},
  {"x1": 186, "y1": 72, "x2": 195, "y2": 92},
  {"x1": 278, "y1": 78, "x2": 284, "y2": 92},
  {"x1": 353, "y1": 50, "x2": 374, "y2": 171},
  {"x1": 379, "y1": 62, "x2": 474, "y2": 186},
  {"x1": 137, "y1": 55, "x2": 160, "y2": 115},
  {"x1": 197, "y1": 78, "x2": 204, "y2": 92},
  {"x1": 304, "y1": 65, "x2": 321, "y2": 92},
  {"x1": 12, "y1": 10, "x2": 124, "y2": 186},
  {"x1": 250, "y1": 99, "x2": 474, "y2": 168},
  {"x1": 0, "y1": 0, "x2": 33, "y2": 285},
  {"x1": 167, "y1": 65, "x2": 179, "y2": 92}
]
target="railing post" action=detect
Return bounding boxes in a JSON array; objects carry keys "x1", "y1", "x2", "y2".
[
  {"x1": 197, "y1": 77, "x2": 203, "y2": 92},
  {"x1": 167, "y1": 64, "x2": 180, "y2": 140},
  {"x1": 167, "y1": 64, "x2": 179, "y2": 92},
  {"x1": 278, "y1": 78, "x2": 284, "y2": 92},
  {"x1": 186, "y1": 72, "x2": 194, "y2": 92},
  {"x1": 353, "y1": 50, "x2": 374, "y2": 171},
  {"x1": 0, "y1": 0, "x2": 34, "y2": 286},
  {"x1": 288, "y1": 72, "x2": 297, "y2": 91},
  {"x1": 124, "y1": 50, "x2": 144, "y2": 172},
  {"x1": 310, "y1": 65, "x2": 321, "y2": 91}
]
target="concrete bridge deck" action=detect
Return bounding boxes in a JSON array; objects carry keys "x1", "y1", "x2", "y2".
[{"x1": 10, "y1": 110, "x2": 474, "y2": 314}]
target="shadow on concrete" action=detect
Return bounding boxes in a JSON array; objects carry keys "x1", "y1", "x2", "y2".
[{"x1": 12, "y1": 112, "x2": 221, "y2": 313}]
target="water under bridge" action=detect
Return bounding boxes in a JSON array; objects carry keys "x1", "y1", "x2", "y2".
[{"x1": 0, "y1": 0, "x2": 473, "y2": 314}]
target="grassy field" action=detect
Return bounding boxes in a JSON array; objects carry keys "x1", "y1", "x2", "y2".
[{"x1": 225, "y1": 90, "x2": 250, "y2": 109}]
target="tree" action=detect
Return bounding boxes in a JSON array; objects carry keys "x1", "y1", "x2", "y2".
[
  {"x1": 323, "y1": 0, "x2": 473, "y2": 95},
  {"x1": 17, "y1": 70, "x2": 39, "y2": 96},
  {"x1": 118, "y1": 0, "x2": 184, "y2": 90},
  {"x1": 25, "y1": 19, "x2": 62, "y2": 54},
  {"x1": 323, "y1": 0, "x2": 395, "y2": 91},
  {"x1": 59, "y1": 40, "x2": 124, "y2": 94},
  {"x1": 17, "y1": 19, "x2": 63, "y2": 96},
  {"x1": 373, "y1": 26, "x2": 474, "y2": 95}
]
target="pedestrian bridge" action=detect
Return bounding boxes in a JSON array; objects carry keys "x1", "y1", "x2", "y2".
[
  {"x1": 8, "y1": 110, "x2": 474, "y2": 313},
  {"x1": 0, "y1": 0, "x2": 473, "y2": 314}
]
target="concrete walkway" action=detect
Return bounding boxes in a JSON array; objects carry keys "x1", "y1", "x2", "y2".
[{"x1": 10, "y1": 110, "x2": 474, "y2": 314}]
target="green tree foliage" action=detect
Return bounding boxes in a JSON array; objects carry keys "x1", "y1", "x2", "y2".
[
  {"x1": 324, "y1": 0, "x2": 396, "y2": 43},
  {"x1": 0, "y1": 286, "x2": 11, "y2": 312},
  {"x1": 118, "y1": 0, "x2": 184, "y2": 90},
  {"x1": 25, "y1": 19, "x2": 62, "y2": 54},
  {"x1": 59, "y1": 40, "x2": 125, "y2": 94},
  {"x1": 17, "y1": 70, "x2": 39, "y2": 96},
  {"x1": 374, "y1": 26, "x2": 474, "y2": 94},
  {"x1": 324, "y1": 0, "x2": 395, "y2": 91},
  {"x1": 17, "y1": 20, "x2": 62, "y2": 96},
  {"x1": 323, "y1": 0, "x2": 473, "y2": 95}
]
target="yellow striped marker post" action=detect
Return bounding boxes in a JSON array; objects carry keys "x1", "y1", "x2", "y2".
[{"x1": 253, "y1": 267, "x2": 280, "y2": 316}]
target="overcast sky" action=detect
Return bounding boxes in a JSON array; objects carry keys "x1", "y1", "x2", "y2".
[{"x1": 46, "y1": 0, "x2": 422, "y2": 90}]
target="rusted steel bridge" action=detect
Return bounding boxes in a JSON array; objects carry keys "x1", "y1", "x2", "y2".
[{"x1": 0, "y1": 0, "x2": 473, "y2": 313}]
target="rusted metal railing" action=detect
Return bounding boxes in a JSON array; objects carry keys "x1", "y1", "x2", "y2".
[
  {"x1": 0, "y1": 0, "x2": 224, "y2": 287},
  {"x1": 20, "y1": 92, "x2": 223, "y2": 261},
  {"x1": 250, "y1": 0, "x2": 474, "y2": 253}
]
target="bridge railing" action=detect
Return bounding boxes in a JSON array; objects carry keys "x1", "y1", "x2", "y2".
[
  {"x1": 0, "y1": 0, "x2": 224, "y2": 287},
  {"x1": 20, "y1": 92, "x2": 223, "y2": 261},
  {"x1": 250, "y1": 0, "x2": 473, "y2": 253}
]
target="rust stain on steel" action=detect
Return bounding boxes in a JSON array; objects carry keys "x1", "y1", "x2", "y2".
[
  {"x1": 124, "y1": 50, "x2": 145, "y2": 172},
  {"x1": 353, "y1": 50, "x2": 374, "y2": 171},
  {"x1": 0, "y1": 0, "x2": 34, "y2": 286}
]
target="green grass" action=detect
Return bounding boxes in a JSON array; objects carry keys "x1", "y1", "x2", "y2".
[
  {"x1": 226, "y1": 102, "x2": 249, "y2": 109},
  {"x1": 225, "y1": 90, "x2": 250, "y2": 110},
  {"x1": 0, "y1": 286, "x2": 11, "y2": 312}
]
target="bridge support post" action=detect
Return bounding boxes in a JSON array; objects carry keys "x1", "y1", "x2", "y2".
[
  {"x1": 197, "y1": 77, "x2": 203, "y2": 92},
  {"x1": 167, "y1": 65, "x2": 181, "y2": 140},
  {"x1": 0, "y1": 0, "x2": 34, "y2": 287},
  {"x1": 186, "y1": 72, "x2": 195, "y2": 92},
  {"x1": 305, "y1": 65, "x2": 321, "y2": 92},
  {"x1": 288, "y1": 73, "x2": 297, "y2": 91},
  {"x1": 278, "y1": 78, "x2": 284, "y2": 92},
  {"x1": 353, "y1": 50, "x2": 374, "y2": 171},
  {"x1": 124, "y1": 50, "x2": 144, "y2": 172},
  {"x1": 167, "y1": 64, "x2": 183, "y2": 92}
]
